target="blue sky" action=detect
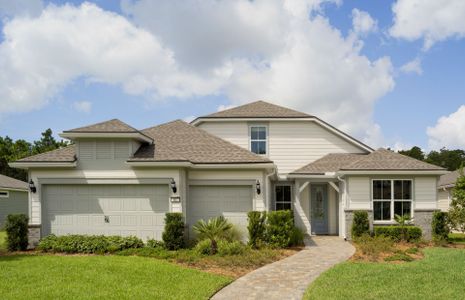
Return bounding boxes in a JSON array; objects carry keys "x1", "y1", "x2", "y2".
[{"x1": 0, "y1": 0, "x2": 464, "y2": 150}]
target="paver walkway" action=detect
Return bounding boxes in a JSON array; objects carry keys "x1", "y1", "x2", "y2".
[{"x1": 211, "y1": 236, "x2": 355, "y2": 300}]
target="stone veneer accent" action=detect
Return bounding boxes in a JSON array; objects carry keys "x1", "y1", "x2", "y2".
[
  {"x1": 28, "y1": 225, "x2": 41, "y2": 249},
  {"x1": 344, "y1": 210, "x2": 373, "y2": 240},
  {"x1": 413, "y1": 210, "x2": 436, "y2": 241}
]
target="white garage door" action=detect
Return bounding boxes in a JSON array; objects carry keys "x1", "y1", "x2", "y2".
[
  {"x1": 188, "y1": 185, "x2": 253, "y2": 236},
  {"x1": 42, "y1": 184, "x2": 169, "y2": 241}
]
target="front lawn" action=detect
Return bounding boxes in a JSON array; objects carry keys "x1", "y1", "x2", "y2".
[
  {"x1": 305, "y1": 247, "x2": 465, "y2": 299},
  {"x1": 0, "y1": 255, "x2": 231, "y2": 300},
  {"x1": 0, "y1": 231, "x2": 6, "y2": 251}
]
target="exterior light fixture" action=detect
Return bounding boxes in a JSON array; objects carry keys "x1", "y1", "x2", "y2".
[
  {"x1": 256, "y1": 180, "x2": 261, "y2": 195},
  {"x1": 29, "y1": 180, "x2": 37, "y2": 193},
  {"x1": 170, "y1": 178, "x2": 177, "y2": 194}
]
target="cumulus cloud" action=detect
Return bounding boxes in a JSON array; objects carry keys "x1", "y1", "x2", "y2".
[
  {"x1": 0, "y1": 0, "x2": 43, "y2": 17},
  {"x1": 73, "y1": 101, "x2": 92, "y2": 113},
  {"x1": 427, "y1": 105, "x2": 465, "y2": 149},
  {"x1": 351, "y1": 8, "x2": 377, "y2": 35},
  {"x1": 400, "y1": 58, "x2": 423, "y2": 75},
  {"x1": 390, "y1": 0, "x2": 465, "y2": 49},
  {"x1": 0, "y1": 1, "x2": 394, "y2": 144}
]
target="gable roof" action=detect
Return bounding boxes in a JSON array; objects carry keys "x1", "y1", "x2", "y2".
[
  {"x1": 64, "y1": 119, "x2": 140, "y2": 133},
  {"x1": 196, "y1": 100, "x2": 312, "y2": 119},
  {"x1": 133, "y1": 120, "x2": 272, "y2": 164},
  {"x1": 14, "y1": 145, "x2": 77, "y2": 163},
  {"x1": 290, "y1": 149, "x2": 445, "y2": 175},
  {"x1": 438, "y1": 170, "x2": 462, "y2": 188},
  {"x1": 0, "y1": 174, "x2": 28, "y2": 191}
]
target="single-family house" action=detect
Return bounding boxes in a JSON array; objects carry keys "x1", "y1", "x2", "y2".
[
  {"x1": 438, "y1": 170, "x2": 462, "y2": 211},
  {"x1": 10, "y1": 101, "x2": 447, "y2": 247}
]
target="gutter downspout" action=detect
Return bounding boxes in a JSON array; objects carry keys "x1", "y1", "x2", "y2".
[
  {"x1": 266, "y1": 167, "x2": 277, "y2": 211},
  {"x1": 337, "y1": 175, "x2": 347, "y2": 240}
]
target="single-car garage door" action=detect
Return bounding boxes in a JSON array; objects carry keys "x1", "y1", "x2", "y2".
[
  {"x1": 188, "y1": 185, "x2": 253, "y2": 237},
  {"x1": 42, "y1": 184, "x2": 169, "y2": 240}
]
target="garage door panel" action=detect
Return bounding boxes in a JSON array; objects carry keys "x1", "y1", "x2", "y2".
[{"x1": 43, "y1": 184, "x2": 169, "y2": 241}]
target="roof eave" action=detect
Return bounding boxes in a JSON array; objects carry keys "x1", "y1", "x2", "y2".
[
  {"x1": 337, "y1": 170, "x2": 448, "y2": 175},
  {"x1": 9, "y1": 161, "x2": 77, "y2": 169},
  {"x1": 60, "y1": 132, "x2": 153, "y2": 143},
  {"x1": 126, "y1": 161, "x2": 193, "y2": 167},
  {"x1": 0, "y1": 187, "x2": 28, "y2": 192}
]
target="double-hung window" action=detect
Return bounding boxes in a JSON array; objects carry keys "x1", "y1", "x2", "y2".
[
  {"x1": 275, "y1": 185, "x2": 292, "y2": 210},
  {"x1": 372, "y1": 179, "x2": 412, "y2": 222},
  {"x1": 250, "y1": 126, "x2": 267, "y2": 155}
]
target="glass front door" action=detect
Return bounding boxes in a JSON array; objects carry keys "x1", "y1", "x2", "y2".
[{"x1": 311, "y1": 184, "x2": 328, "y2": 234}]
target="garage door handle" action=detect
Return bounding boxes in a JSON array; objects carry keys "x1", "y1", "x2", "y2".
[{"x1": 104, "y1": 216, "x2": 110, "y2": 223}]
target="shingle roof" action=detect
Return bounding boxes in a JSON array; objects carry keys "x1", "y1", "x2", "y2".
[
  {"x1": 438, "y1": 170, "x2": 462, "y2": 188},
  {"x1": 133, "y1": 120, "x2": 272, "y2": 164},
  {"x1": 197, "y1": 100, "x2": 312, "y2": 119},
  {"x1": 290, "y1": 149, "x2": 445, "y2": 174},
  {"x1": 64, "y1": 119, "x2": 140, "y2": 133},
  {"x1": 0, "y1": 174, "x2": 28, "y2": 191},
  {"x1": 15, "y1": 145, "x2": 76, "y2": 163},
  {"x1": 290, "y1": 153, "x2": 365, "y2": 174}
]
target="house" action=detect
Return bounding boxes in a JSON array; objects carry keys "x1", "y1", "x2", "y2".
[
  {"x1": 0, "y1": 174, "x2": 28, "y2": 227},
  {"x1": 10, "y1": 101, "x2": 447, "y2": 247},
  {"x1": 437, "y1": 170, "x2": 462, "y2": 211}
]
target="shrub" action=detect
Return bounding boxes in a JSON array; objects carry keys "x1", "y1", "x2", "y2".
[
  {"x1": 290, "y1": 227, "x2": 304, "y2": 246},
  {"x1": 374, "y1": 226, "x2": 422, "y2": 242},
  {"x1": 448, "y1": 167, "x2": 465, "y2": 232},
  {"x1": 351, "y1": 211, "x2": 370, "y2": 239},
  {"x1": 222, "y1": 224, "x2": 244, "y2": 242},
  {"x1": 162, "y1": 213, "x2": 185, "y2": 250},
  {"x1": 265, "y1": 210, "x2": 294, "y2": 248},
  {"x1": 432, "y1": 211, "x2": 450, "y2": 241},
  {"x1": 195, "y1": 239, "x2": 213, "y2": 255},
  {"x1": 4, "y1": 214, "x2": 29, "y2": 251},
  {"x1": 193, "y1": 216, "x2": 233, "y2": 254},
  {"x1": 146, "y1": 239, "x2": 164, "y2": 249},
  {"x1": 247, "y1": 211, "x2": 267, "y2": 248},
  {"x1": 217, "y1": 240, "x2": 247, "y2": 256},
  {"x1": 355, "y1": 234, "x2": 394, "y2": 260},
  {"x1": 37, "y1": 235, "x2": 143, "y2": 254}
]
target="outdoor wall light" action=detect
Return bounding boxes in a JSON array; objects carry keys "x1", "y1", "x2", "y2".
[
  {"x1": 256, "y1": 180, "x2": 261, "y2": 195},
  {"x1": 29, "y1": 180, "x2": 37, "y2": 193},
  {"x1": 170, "y1": 178, "x2": 177, "y2": 194}
]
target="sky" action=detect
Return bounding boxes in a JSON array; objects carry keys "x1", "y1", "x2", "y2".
[{"x1": 0, "y1": 0, "x2": 464, "y2": 151}]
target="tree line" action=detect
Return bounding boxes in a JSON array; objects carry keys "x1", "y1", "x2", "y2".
[
  {"x1": 398, "y1": 146, "x2": 465, "y2": 171},
  {"x1": 0, "y1": 129, "x2": 68, "y2": 181}
]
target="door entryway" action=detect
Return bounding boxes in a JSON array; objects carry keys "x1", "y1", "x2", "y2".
[{"x1": 311, "y1": 184, "x2": 328, "y2": 235}]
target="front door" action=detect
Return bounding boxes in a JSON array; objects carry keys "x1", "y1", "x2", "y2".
[{"x1": 311, "y1": 184, "x2": 328, "y2": 235}]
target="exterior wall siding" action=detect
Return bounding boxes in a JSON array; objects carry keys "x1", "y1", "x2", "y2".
[
  {"x1": 415, "y1": 177, "x2": 438, "y2": 210},
  {"x1": 437, "y1": 188, "x2": 451, "y2": 212},
  {"x1": 346, "y1": 177, "x2": 370, "y2": 210},
  {"x1": 0, "y1": 190, "x2": 28, "y2": 226}
]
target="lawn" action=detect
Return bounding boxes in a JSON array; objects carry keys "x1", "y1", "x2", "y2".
[
  {"x1": 0, "y1": 231, "x2": 6, "y2": 251},
  {"x1": 305, "y1": 247, "x2": 465, "y2": 299},
  {"x1": 0, "y1": 254, "x2": 231, "y2": 300}
]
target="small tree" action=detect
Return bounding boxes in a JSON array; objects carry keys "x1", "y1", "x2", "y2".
[
  {"x1": 4, "y1": 214, "x2": 29, "y2": 251},
  {"x1": 432, "y1": 211, "x2": 450, "y2": 241},
  {"x1": 449, "y1": 168, "x2": 465, "y2": 233},
  {"x1": 247, "y1": 211, "x2": 267, "y2": 248},
  {"x1": 193, "y1": 216, "x2": 232, "y2": 255},
  {"x1": 351, "y1": 211, "x2": 370, "y2": 239},
  {"x1": 394, "y1": 214, "x2": 411, "y2": 241},
  {"x1": 162, "y1": 213, "x2": 185, "y2": 250}
]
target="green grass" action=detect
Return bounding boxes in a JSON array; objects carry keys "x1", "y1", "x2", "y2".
[
  {"x1": 0, "y1": 231, "x2": 6, "y2": 251},
  {"x1": 449, "y1": 233, "x2": 465, "y2": 244},
  {"x1": 305, "y1": 248, "x2": 465, "y2": 300},
  {"x1": 0, "y1": 255, "x2": 231, "y2": 300}
]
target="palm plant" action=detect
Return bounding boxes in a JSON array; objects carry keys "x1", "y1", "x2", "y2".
[
  {"x1": 395, "y1": 214, "x2": 411, "y2": 241},
  {"x1": 193, "y1": 216, "x2": 233, "y2": 254}
]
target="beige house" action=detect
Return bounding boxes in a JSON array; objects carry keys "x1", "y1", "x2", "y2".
[
  {"x1": 0, "y1": 174, "x2": 28, "y2": 227},
  {"x1": 10, "y1": 101, "x2": 447, "y2": 246},
  {"x1": 438, "y1": 170, "x2": 461, "y2": 211}
]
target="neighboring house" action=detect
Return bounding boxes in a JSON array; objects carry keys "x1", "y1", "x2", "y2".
[
  {"x1": 437, "y1": 170, "x2": 461, "y2": 211},
  {"x1": 0, "y1": 174, "x2": 28, "y2": 227},
  {"x1": 10, "y1": 101, "x2": 447, "y2": 247}
]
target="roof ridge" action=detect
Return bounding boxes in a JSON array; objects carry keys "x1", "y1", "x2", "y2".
[{"x1": 64, "y1": 118, "x2": 139, "y2": 133}]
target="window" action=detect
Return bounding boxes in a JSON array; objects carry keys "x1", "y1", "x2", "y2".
[
  {"x1": 275, "y1": 185, "x2": 291, "y2": 210},
  {"x1": 250, "y1": 126, "x2": 267, "y2": 155},
  {"x1": 373, "y1": 179, "x2": 412, "y2": 222},
  {"x1": 0, "y1": 191, "x2": 9, "y2": 198}
]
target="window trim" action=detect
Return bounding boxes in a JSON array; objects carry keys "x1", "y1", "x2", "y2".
[
  {"x1": 249, "y1": 124, "x2": 268, "y2": 155},
  {"x1": 274, "y1": 184, "x2": 292, "y2": 211},
  {"x1": 371, "y1": 179, "x2": 413, "y2": 224},
  {"x1": 0, "y1": 190, "x2": 9, "y2": 198}
]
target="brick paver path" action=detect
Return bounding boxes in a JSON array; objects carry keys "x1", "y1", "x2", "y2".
[{"x1": 211, "y1": 236, "x2": 355, "y2": 300}]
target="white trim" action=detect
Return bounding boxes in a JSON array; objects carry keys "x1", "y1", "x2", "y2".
[
  {"x1": 9, "y1": 161, "x2": 77, "y2": 169},
  {"x1": 191, "y1": 163, "x2": 275, "y2": 169},
  {"x1": 329, "y1": 181, "x2": 340, "y2": 193},
  {"x1": 338, "y1": 170, "x2": 447, "y2": 175},
  {"x1": 60, "y1": 132, "x2": 153, "y2": 143},
  {"x1": 274, "y1": 184, "x2": 292, "y2": 211},
  {"x1": 287, "y1": 174, "x2": 337, "y2": 179},
  {"x1": 371, "y1": 179, "x2": 413, "y2": 222},
  {"x1": 0, "y1": 190, "x2": 9, "y2": 198},
  {"x1": 192, "y1": 117, "x2": 373, "y2": 153},
  {"x1": 126, "y1": 161, "x2": 193, "y2": 167},
  {"x1": 0, "y1": 187, "x2": 28, "y2": 192},
  {"x1": 249, "y1": 124, "x2": 268, "y2": 156}
]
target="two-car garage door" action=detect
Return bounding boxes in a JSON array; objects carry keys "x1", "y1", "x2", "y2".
[{"x1": 42, "y1": 184, "x2": 169, "y2": 240}]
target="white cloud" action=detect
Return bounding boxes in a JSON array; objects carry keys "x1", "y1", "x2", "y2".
[
  {"x1": 217, "y1": 104, "x2": 237, "y2": 112},
  {"x1": 427, "y1": 105, "x2": 465, "y2": 149},
  {"x1": 390, "y1": 0, "x2": 465, "y2": 49},
  {"x1": 0, "y1": 1, "x2": 395, "y2": 144},
  {"x1": 351, "y1": 8, "x2": 377, "y2": 35},
  {"x1": 182, "y1": 115, "x2": 196, "y2": 123},
  {"x1": 0, "y1": 0, "x2": 43, "y2": 17},
  {"x1": 400, "y1": 58, "x2": 423, "y2": 75},
  {"x1": 73, "y1": 101, "x2": 92, "y2": 113}
]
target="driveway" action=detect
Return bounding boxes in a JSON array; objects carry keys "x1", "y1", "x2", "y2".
[{"x1": 211, "y1": 236, "x2": 355, "y2": 300}]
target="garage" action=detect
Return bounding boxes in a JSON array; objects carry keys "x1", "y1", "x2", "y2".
[
  {"x1": 188, "y1": 185, "x2": 253, "y2": 237},
  {"x1": 42, "y1": 184, "x2": 169, "y2": 241}
]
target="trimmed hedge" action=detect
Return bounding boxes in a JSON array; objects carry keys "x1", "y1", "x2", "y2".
[
  {"x1": 432, "y1": 211, "x2": 450, "y2": 241},
  {"x1": 4, "y1": 214, "x2": 29, "y2": 251},
  {"x1": 162, "y1": 213, "x2": 185, "y2": 250},
  {"x1": 247, "y1": 211, "x2": 267, "y2": 248},
  {"x1": 351, "y1": 211, "x2": 370, "y2": 239},
  {"x1": 374, "y1": 226, "x2": 422, "y2": 242},
  {"x1": 266, "y1": 210, "x2": 294, "y2": 248},
  {"x1": 37, "y1": 234, "x2": 144, "y2": 254}
]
